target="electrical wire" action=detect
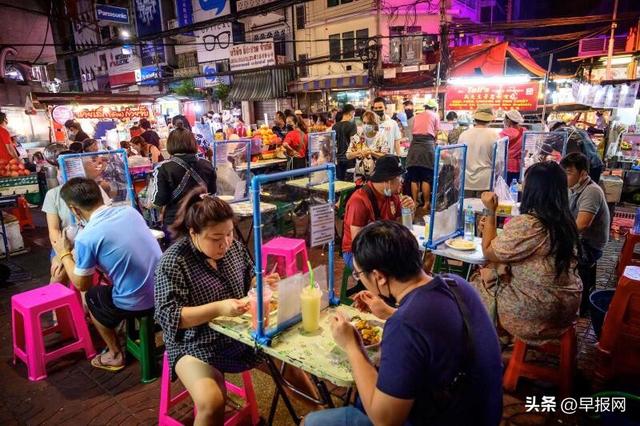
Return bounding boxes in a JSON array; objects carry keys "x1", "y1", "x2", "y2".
[{"x1": 30, "y1": 0, "x2": 52, "y2": 64}]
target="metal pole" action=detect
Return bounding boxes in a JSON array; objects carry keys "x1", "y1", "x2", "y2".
[
  {"x1": 605, "y1": 0, "x2": 620, "y2": 80},
  {"x1": 541, "y1": 53, "x2": 554, "y2": 126}
]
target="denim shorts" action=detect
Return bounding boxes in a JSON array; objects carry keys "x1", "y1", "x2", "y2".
[{"x1": 304, "y1": 407, "x2": 372, "y2": 426}]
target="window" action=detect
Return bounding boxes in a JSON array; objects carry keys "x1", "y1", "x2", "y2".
[
  {"x1": 295, "y1": 5, "x2": 305, "y2": 30},
  {"x1": 299, "y1": 54, "x2": 309, "y2": 78},
  {"x1": 328, "y1": 0, "x2": 352, "y2": 7},
  {"x1": 329, "y1": 34, "x2": 341, "y2": 60},
  {"x1": 356, "y1": 29, "x2": 369, "y2": 54},
  {"x1": 342, "y1": 31, "x2": 354, "y2": 59},
  {"x1": 388, "y1": 26, "x2": 423, "y2": 64}
]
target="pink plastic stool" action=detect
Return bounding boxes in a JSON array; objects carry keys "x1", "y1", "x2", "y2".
[
  {"x1": 11, "y1": 283, "x2": 96, "y2": 381},
  {"x1": 158, "y1": 353, "x2": 260, "y2": 426},
  {"x1": 261, "y1": 237, "x2": 309, "y2": 278}
]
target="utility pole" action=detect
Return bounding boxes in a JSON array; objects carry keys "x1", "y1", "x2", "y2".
[
  {"x1": 541, "y1": 53, "x2": 553, "y2": 125},
  {"x1": 437, "y1": 0, "x2": 448, "y2": 103},
  {"x1": 605, "y1": 0, "x2": 620, "y2": 80}
]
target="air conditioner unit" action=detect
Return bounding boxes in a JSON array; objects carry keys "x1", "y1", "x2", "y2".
[{"x1": 578, "y1": 35, "x2": 627, "y2": 57}]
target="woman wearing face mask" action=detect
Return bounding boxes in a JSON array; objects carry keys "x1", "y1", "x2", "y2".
[{"x1": 346, "y1": 111, "x2": 385, "y2": 185}]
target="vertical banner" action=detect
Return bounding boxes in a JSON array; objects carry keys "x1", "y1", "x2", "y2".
[
  {"x1": 134, "y1": 0, "x2": 163, "y2": 37},
  {"x1": 176, "y1": 0, "x2": 194, "y2": 36}
]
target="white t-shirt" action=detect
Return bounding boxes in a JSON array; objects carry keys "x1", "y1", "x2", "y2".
[
  {"x1": 378, "y1": 116, "x2": 402, "y2": 156},
  {"x1": 458, "y1": 127, "x2": 499, "y2": 191}
]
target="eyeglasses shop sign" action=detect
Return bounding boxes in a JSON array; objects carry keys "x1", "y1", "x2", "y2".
[{"x1": 229, "y1": 43, "x2": 275, "y2": 71}]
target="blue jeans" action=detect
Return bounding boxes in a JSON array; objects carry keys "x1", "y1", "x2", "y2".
[
  {"x1": 343, "y1": 252, "x2": 354, "y2": 270},
  {"x1": 304, "y1": 407, "x2": 372, "y2": 426}
]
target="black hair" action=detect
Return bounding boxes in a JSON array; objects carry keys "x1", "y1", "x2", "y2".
[
  {"x1": 275, "y1": 111, "x2": 285, "y2": 121},
  {"x1": 352, "y1": 221, "x2": 423, "y2": 282},
  {"x1": 0, "y1": 112, "x2": 6, "y2": 123},
  {"x1": 69, "y1": 142, "x2": 83, "y2": 153},
  {"x1": 167, "y1": 121, "x2": 198, "y2": 155},
  {"x1": 335, "y1": 111, "x2": 344, "y2": 122},
  {"x1": 560, "y1": 152, "x2": 590, "y2": 173},
  {"x1": 372, "y1": 97, "x2": 386, "y2": 106},
  {"x1": 403, "y1": 100, "x2": 413, "y2": 107},
  {"x1": 60, "y1": 177, "x2": 104, "y2": 210},
  {"x1": 342, "y1": 104, "x2": 355, "y2": 114},
  {"x1": 82, "y1": 138, "x2": 98, "y2": 151},
  {"x1": 139, "y1": 118, "x2": 151, "y2": 129},
  {"x1": 520, "y1": 161, "x2": 580, "y2": 278},
  {"x1": 171, "y1": 186, "x2": 235, "y2": 239},
  {"x1": 64, "y1": 120, "x2": 81, "y2": 130},
  {"x1": 172, "y1": 115, "x2": 192, "y2": 132},
  {"x1": 446, "y1": 111, "x2": 458, "y2": 121}
]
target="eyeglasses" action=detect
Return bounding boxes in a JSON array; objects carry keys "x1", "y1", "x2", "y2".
[
  {"x1": 351, "y1": 269, "x2": 365, "y2": 281},
  {"x1": 203, "y1": 31, "x2": 231, "y2": 51}
]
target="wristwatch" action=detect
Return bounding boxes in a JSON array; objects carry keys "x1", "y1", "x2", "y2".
[{"x1": 482, "y1": 208, "x2": 495, "y2": 217}]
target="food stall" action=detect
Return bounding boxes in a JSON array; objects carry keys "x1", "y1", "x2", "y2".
[{"x1": 31, "y1": 92, "x2": 162, "y2": 149}]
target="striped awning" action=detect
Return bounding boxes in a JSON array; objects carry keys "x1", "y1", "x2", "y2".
[
  {"x1": 228, "y1": 68, "x2": 292, "y2": 101},
  {"x1": 288, "y1": 75, "x2": 369, "y2": 93}
]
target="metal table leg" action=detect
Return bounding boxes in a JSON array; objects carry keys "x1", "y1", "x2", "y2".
[{"x1": 265, "y1": 357, "x2": 302, "y2": 425}]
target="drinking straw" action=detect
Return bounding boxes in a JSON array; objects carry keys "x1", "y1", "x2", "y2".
[{"x1": 307, "y1": 260, "x2": 315, "y2": 289}]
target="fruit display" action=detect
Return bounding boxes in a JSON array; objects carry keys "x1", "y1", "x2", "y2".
[
  {"x1": 0, "y1": 159, "x2": 29, "y2": 177},
  {"x1": 255, "y1": 124, "x2": 281, "y2": 147},
  {"x1": 620, "y1": 141, "x2": 632, "y2": 151},
  {"x1": 309, "y1": 124, "x2": 328, "y2": 133}
]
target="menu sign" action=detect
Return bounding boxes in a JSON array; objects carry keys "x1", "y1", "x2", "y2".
[
  {"x1": 572, "y1": 81, "x2": 639, "y2": 109},
  {"x1": 229, "y1": 42, "x2": 275, "y2": 71},
  {"x1": 445, "y1": 82, "x2": 540, "y2": 111},
  {"x1": 75, "y1": 105, "x2": 150, "y2": 120}
]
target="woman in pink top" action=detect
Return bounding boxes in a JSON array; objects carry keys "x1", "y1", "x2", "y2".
[{"x1": 500, "y1": 109, "x2": 525, "y2": 183}]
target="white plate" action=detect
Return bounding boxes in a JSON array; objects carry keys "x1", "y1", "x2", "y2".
[{"x1": 444, "y1": 238, "x2": 477, "y2": 251}]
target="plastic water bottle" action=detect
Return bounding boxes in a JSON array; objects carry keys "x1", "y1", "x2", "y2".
[
  {"x1": 464, "y1": 204, "x2": 475, "y2": 241},
  {"x1": 401, "y1": 207, "x2": 413, "y2": 228},
  {"x1": 509, "y1": 179, "x2": 519, "y2": 203}
]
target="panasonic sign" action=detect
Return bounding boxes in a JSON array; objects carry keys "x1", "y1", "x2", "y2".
[{"x1": 96, "y1": 4, "x2": 130, "y2": 24}]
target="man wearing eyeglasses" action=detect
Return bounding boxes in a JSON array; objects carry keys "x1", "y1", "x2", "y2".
[
  {"x1": 304, "y1": 221, "x2": 503, "y2": 426},
  {"x1": 341, "y1": 155, "x2": 414, "y2": 271}
]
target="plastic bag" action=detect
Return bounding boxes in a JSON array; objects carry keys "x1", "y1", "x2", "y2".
[
  {"x1": 494, "y1": 175, "x2": 514, "y2": 204},
  {"x1": 216, "y1": 164, "x2": 242, "y2": 196}
]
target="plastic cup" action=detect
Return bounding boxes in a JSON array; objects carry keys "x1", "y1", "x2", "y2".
[
  {"x1": 300, "y1": 286, "x2": 322, "y2": 333},
  {"x1": 248, "y1": 286, "x2": 272, "y2": 331}
]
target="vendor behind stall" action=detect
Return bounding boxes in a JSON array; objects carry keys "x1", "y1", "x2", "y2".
[
  {"x1": 0, "y1": 112, "x2": 22, "y2": 163},
  {"x1": 64, "y1": 120, "x2": 90, "y2": 143},
  {"x1": 139, "y1": 118, "x2": 160, "y2": 148}
]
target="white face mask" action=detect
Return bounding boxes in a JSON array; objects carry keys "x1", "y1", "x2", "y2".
[{"x1": 383, "y1": 182, "x2": 393, "y2": 197}]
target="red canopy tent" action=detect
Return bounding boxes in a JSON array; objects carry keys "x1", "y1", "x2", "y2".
[{"x1": 450, "y1": 41, "x2": 547, "y2": 77}]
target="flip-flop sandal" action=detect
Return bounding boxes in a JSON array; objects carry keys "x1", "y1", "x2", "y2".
[{"x1": 91, "y1": 350, "x2": 125, "y2": 372}]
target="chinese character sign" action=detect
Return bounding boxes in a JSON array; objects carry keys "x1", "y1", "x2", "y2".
[
  {"x1": 445, "y1": 82, "x2": 540, "y2": 111},
  {"x1": 73, "y1": 105, "x2": 150, "y2": 120},
  {"x1": 134, "y1": 0, "x2": 163, "y2": 38}
]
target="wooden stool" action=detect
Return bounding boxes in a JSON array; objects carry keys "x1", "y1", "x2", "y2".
[{"x1": 503, "y1": 324, "x2": 577, "y2": 398}]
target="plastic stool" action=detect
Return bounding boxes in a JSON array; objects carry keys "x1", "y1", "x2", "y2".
[
  {"x1": 158, "y1": 353, "x2": 260, "y2": 426},
  {"x1": 126, "y1": 314, "x2": 158, "y2": 383},
  {"x1": 11, "y1": 283, "x2": 96, "y2": 381},
  {"x1": 10, "y1": 196, "x2": 34, "y2": 231},
  {"x1": 616, "y1": 230, "x2": 640, "y2": 277},
  {"x1": 261, "y1": 237, "x2": 309, "y2": 278},
  {"x1": 503, "y1": 323, "x2": 576, "y2": 398},
  {"x1": 595, "y1": 266, "x2": 640, "y2": 386}
]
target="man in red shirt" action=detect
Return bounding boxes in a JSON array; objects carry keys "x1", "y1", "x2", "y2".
[
  {"x1": 342, "y1": 155, "x2": 415, "y2": 270},
  {"x1": 0, "y1": 112, "x2": 20, "y2": 163}
]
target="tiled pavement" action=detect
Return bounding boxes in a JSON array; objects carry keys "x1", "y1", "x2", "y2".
[{"x1": 0, "y1": 211, "x2": 634, "y2": 425}]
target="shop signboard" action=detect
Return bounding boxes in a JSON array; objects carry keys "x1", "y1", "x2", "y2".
[
  {"x1": 73, "y1": 105, "x2": 150, "y2": 120},
  {"x1": 193, "y1": 0, "x2": 230, "y2": 19},
  {"x1": 137, "y1": 66, "x2": 161, "y2": 86},
  {"x1": 134, "y1": 0, "x2": 163, "y2": 38},
  {"x1": 108, "y1": 47, "x2": 141, "y2": 75},
  {"x1": 95, "y1": 4, "x2": 130, "y2": 24},
  {"x1": 229, "y1": 42, "x2": 275, "y2": 71},
  {"x1": 195, "y1": 23, "x2": 233, "y2": 64},
  {"x1": 176, "y1": 0, "x2": 194, "y2": 32},
  {"x1": 445, "y1": 82, "x2": 539, "y2": 111},
  {"x1": 140, "y1": 41, "x2": 166, "y2": 67},
  {"x1": 236, "y1": 0, "x2": 278, "y2": 11},
  {"x1": 572, "y1": 81, "x2": 639, "y2": 109},
  {"x1": 51, "y1": 106, "x2": 74, "y2": 125}
]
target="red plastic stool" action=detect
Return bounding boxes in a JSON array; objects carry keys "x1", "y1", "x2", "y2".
[
  {"x1": 616, "y1": 230, "x2": 640, "y2": 277},
  {"x1": 261, "y1": 237, "x2": 309, "y2": 278},
  {"x1": 595, "y1": 266, "x2": 640, "y2": 386},
  {"x1": 11, "y1": 283, "x2": 96, "y2": 381},
  {"x1": 10, "y1": 196, "x2": 34, "y2": 231},
  {"x1": 158, "y1": 353, "x2": 260, "y2": 426},
  {"x1": 503, "y1": 323, "x2": 577, "y2": 398}
]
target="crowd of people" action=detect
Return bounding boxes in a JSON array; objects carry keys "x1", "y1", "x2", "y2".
[{"x1": 33, "y1": 100, "x2": 613, "y2": 426}]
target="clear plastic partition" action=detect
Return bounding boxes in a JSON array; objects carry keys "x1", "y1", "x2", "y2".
[
  {"x1": 213, "y1": 139, "x2": 252, "y2": 200},
  {"x1": 251, "y1": 164, "x2": 337, "y2": 346},
  {"x1": 520, "y1": 131, "x2": 568, "y2": 181},
  {"x1": 308, "y1": 131, "x2": 337, "y2": 185},
  {"x1": 491, "y1": 137, "x2": 509, "y2": 190},
  {"x1": 58, "y1": 149, "x2": 135, "y2": 208},
  {"x1": 427, "y1": 144, "x2": 467, "y2": 249}
]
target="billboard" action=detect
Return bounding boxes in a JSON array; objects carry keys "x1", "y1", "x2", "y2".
[{"x1": 445, "y1": 82, "x2": 540, "y2": 111}]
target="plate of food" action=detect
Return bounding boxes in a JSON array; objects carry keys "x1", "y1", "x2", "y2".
[
  {"x1": 445, "y1": 238, "x2": 477, "y2": 251},
  {"x1": 351, "y1": 316, "x2": 383, "y2": 349},
  {"x1": 218, "y1": 195, "x2": 235, "y2": 202}
]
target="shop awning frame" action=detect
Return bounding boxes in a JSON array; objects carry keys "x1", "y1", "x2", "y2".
[
  {"x1": 288, "y1": 75, "x2": 369, "y2": 93},
  {"x1": 31, "y1": 92, "x2": 157, "y2": 106},
  {"x1": 228, "y1": 68, "x2": 293, "y2": 101}
]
